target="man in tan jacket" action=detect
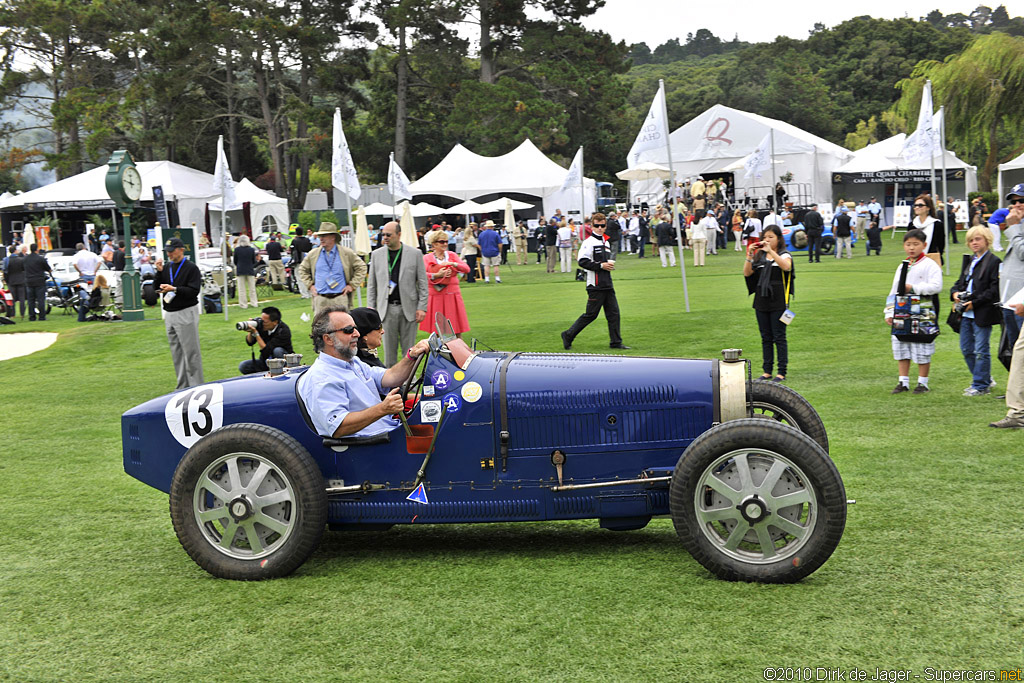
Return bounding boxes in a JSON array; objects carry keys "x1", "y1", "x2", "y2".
[{"x1": 297, "y1": 222, "x2": 367, "y2": 312}]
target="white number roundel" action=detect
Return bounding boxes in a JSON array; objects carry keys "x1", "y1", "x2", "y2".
[{"x1": 164, "y1": 384, "x2": 224, "y2": 448}]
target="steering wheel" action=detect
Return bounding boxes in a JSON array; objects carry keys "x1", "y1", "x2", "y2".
[{"x1": 400, "y1": 332, "x2": 440, "y2": 412}]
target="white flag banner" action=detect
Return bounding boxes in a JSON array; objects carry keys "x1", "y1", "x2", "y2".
[
  {"x1": 332, "y1": 108, "x2": 361, "y2": 201},
  {"x1": 900, "y1": 80, "x2": 940, "y2": 166},
  {"x1": 212, "y1": 135, "x2": 238, "y2": 210},
  {"x1": 388, "y1": 153, "x2": 413, "y2": 201},
  {"x1": 627, "y1": 84, "x2": 669, "y2": 166},
  {"x1": 744, "y1": 133, "x2": 772, "y2": 179},
  {"x1": 560, "y1": 147, "x2": 583, "y2": 192}
]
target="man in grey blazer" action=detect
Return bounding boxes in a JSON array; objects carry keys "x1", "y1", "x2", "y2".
[{"x1": 367, "y1": 221, "x2": 428, "y2": 366}]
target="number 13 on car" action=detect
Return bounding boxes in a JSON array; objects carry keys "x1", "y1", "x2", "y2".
[{"x1": 164, "y1": 385, "x2": 224, "y2": 447}]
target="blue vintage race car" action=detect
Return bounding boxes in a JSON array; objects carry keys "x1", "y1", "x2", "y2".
[
  {"x1": 122, "y1": 315, "x2": 846, "y2": 583},
  {"x1": 780, "y1": 220, "x2": 857, "y2": 254}
]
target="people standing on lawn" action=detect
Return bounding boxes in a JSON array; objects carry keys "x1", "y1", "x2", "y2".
[
  {"x1": 732, "y1": 209, "x2": 745, "y2": 251},
  {"x1": 803, "y1": 203, "x2": 824, "y2": 263},
  {"x1": 477, "y1": 220, "x2": 502, "y2": 283},
  {"x1": 743, "y1": 225, "x2": 793, "y2": 383},
  {"x1": 882, "y1": 194, "x2": 945, "y2": 265},
  {"x1": 561, "y1": 212, "x2": 628, "y2": 351},
  {"x1": 884, "y1": 229, "x2": 943, "y2": 395},
  {"x1": 461, "y1": 223, "x2": 479, "y2": 283},
  {"x1": 422, "y1": 231, "x2": 471, "y2": 338},
  {"x1": 998, "y1": 185, "x2": 1024, "y2": 348},
  {"x1": 951, "y1": 227, "x2": 1001, "y2": 397}
]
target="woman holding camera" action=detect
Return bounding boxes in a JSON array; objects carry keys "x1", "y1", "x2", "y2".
[
  {"x1": 743, "y1": 225, "x2": 794, "y2": 382},
  {"x1": 951, "y1": 226, "x2": 1001, "y2": 396}
]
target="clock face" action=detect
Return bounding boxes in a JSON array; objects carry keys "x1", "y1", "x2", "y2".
[{"x1": 122, "y1": 167, "x2": 142, "y2": 201}]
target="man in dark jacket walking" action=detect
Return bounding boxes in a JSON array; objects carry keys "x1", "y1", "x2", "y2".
[
  {"x1": 4, "y1": 245, "x2": 27, "y2": 318},
  {"x1": 803, "y1": 204, "x2": 824, "y2": 263},
  {"x1": 23, "y1": 244, "x2": 52, "y2": 321}
]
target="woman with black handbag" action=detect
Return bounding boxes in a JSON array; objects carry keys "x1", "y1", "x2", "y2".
[
  {"x1": 951, "y1": 226, "x2": 1002, "y2": 396},
  {"x1": 743, "y1": 225, "x2": 793, "y2": 382}
]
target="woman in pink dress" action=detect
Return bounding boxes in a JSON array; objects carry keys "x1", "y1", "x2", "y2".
[{"x1": 421, "y1": 231, "x2": 471, "y2": 336}]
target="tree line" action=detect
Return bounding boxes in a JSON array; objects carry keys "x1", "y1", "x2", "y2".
[{"x1": 1, "y1": 2, "x2": 1023, "y2": 206}]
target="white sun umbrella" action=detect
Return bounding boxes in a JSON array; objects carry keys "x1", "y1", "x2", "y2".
[
  {"x1": 504, "y1": 199, "x2": 515, "y2": 232},
  {"x1": 444, "y1": 199, "x2": 487, "y2": 235},
  {"x1": 410, "y1": 202, "x2": 446, "y2": 218},
  {"x1": 362, "y1": 201, "x2": 394, "y2": 215},
  {"x1": 353, "y1": 206, "x2": 371, "y2": 255},
  {"x1": 615, "y1": 161, "x2": 672, "y2": 182},
  {"x1": 398, "y1": 201, "x2": 419, "y2": 248},
  {"x1": 478, "y1": 197, "x2": 534, "y2": 212}
]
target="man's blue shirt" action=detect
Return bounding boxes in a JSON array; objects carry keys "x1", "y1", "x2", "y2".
[{"x1": 298, "y1": 352, "x2": 396, "y2": 437}]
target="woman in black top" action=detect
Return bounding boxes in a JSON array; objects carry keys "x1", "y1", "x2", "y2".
[
  {"x1": 743, "y1": 225, "x2": 794, "y2": 382},
  {"x1": 349, "y1": 307, "x2": 385, "y2": 368}
]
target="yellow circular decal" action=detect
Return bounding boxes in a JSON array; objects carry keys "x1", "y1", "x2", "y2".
[
  {"x1": 461, "y1": 381, "x2": 482, "y2": 403},
  {"x1": 453, "y1": 371, "x2": 465, "y2": 381}
]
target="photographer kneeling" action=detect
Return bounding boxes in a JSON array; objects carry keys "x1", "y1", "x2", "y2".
[{"x1": 237, "y1": 306, "x2": 294, "y2": 374}]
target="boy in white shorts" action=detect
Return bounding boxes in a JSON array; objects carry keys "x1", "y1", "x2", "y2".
[{"x1": 884, "y1": 229, "x2": 943, "y2": 394}]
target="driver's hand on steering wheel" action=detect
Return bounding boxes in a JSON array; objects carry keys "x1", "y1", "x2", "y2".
[
  {"x1": 408, "y1": 339, "x2": 430, "y2": 359},
  {"x1": 379, "y1": 387, "x2": 404, "y2": 415}
]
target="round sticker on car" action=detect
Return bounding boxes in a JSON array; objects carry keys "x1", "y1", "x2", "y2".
[
  {"x1": 442, "y1": 394, "x2": 462, "y2": 414},
  {"x1": 431, "y1": 370, "x2": 451, "y2": 392},
  {"x1": 164, "y1": 384, "x2": 224, "y2": 448},
  {"x1": 461, "y1": 381, "x2": 482, "y2": 403}
]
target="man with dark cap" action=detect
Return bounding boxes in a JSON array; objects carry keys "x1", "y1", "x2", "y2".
[
  {"x1": 350, "y1": 306, "x2": 385, "y2": 368},
  {"x1": 991, "y1": 184, "x2": 1024, "y2": 428},
  {"x1": 155, "y1": 237, "x2": 204, "y2": 389}
]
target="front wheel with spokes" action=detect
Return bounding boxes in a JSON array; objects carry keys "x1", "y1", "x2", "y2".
[
  {"x1": 669, "y1": 419, "x2": 846, "y2": 583},
  {"x1": 170, "y1": 423, "x2": 327, "y2": 579}
]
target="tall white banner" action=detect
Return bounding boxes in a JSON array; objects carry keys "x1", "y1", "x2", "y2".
[
  {"x1": 560, "y1": 147, "x2": 583, "y2": 192},
  {"x1": 627, "y1": 83, "x2": 669, "y2": 167},
  {"x1": 212, "y1": 135, "x2": 237, "y2": 210},
  {"x1": 900, "y1": 80, "x2": 940, "y2": 166},
  {"x1": 332, "y1": 108, "x2": 361, "y2": 201},
  {"x1": 388, "y1": 153, "x2": 413, "y2": 201}
]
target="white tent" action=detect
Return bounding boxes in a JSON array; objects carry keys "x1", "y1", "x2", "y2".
[
  {"x1": 998, "y1": 149, "x2": 1024, "y2": 205},
  {"x1": 832, "y1": 134, "x2": 977, "y2": 225},
  {"x1": 0, "y1": 161, "x2": 291, "y2": 246},
  {"x1": 408, "y1": 139, "x2": 596, "y2": 219},
  {"x1": 633, "y1": 104, "x2": 853, "y2": 206},
  {"x1": 0, "y1": 160, "x2": 218, "y2": 211},
  {"x1": 204, "y1": 178, "x2": 290, "y2": 239}
]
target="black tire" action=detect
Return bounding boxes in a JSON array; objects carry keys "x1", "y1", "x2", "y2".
[
  {"x1": 169, "y1": 423, "x2": 328, "y2": 580},
  {"x1": 749, "y1": 380, "x2": 828, "y2": 452},
  {"x1": 3, "y1": 301, "x2": 12, "y2": 317},
  {"x1": 142, "y1": 282, "x2": 158, "y2": 306},
  {"x1": 790, "y1": 229, "x2": 807, "y2": 249},
  {"x1": 821, "y1": 236, "x2": 835, "y2": 255},
  {"x1": 669, "y1": 419, "x2": 846, "y2": 583}
]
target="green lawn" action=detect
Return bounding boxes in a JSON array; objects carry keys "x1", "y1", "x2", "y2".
[{"x1": 2, "y1": 242, "x2": 1022, "y2": 681}]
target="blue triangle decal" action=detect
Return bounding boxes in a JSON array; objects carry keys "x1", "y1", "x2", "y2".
[{"x1": 406, "y1": 483, "x2": 429, "y2": 505}]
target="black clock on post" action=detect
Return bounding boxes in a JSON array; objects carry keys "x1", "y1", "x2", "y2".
[{"x1": 104, "y1": 150, "x2": 144, "y2": 320}]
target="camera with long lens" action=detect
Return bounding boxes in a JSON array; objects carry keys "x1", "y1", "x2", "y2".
[
  {"x1": 954, "y1": 293, "x2": 973, "y2": 314},
  {"x1": 236, "y1": 318, "x2": 263, "y2": 332}
]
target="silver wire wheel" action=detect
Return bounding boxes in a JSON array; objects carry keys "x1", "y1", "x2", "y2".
[
  {"x1": 694, "y1": 447, "x2": 815, "y2": 565},
  {"x1": 170, "y1": 424, "x2": 327, "y2": 580},
  {"x1": 669, "y1": 419, "x2": 845, "y2": 583},
  {"x1": 193, "y1": 452, "x2": 297, "y2": 560}
]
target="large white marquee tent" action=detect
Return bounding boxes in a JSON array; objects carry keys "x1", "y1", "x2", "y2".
[
  {"x1": 632, "y1": 104, "x2": 853, "y2": 206},
  {"x1": 831, "y1": 134, "x2": 977, "y2": 225},
  {"x1": 408, "y1": 139, "x2": 596, "y2": 219},
  {"x1": 998, "y1": 149, "x2": 1024, "y2": 203},
  {"x1": 0, "y1": 160, "x2": 289, "y2": 246}
]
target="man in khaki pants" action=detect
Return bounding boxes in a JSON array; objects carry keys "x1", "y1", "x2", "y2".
[
  {"x1": 297, "y1": 222, "x2": 367, "y2": 312},
  {"x1": 513, "y1": 221, "x2": 529, "y2": 265}
]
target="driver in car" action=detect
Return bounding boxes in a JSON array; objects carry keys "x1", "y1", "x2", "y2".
[{"x1": 300, "y1": 305, "x2": 430, "y2": 438}]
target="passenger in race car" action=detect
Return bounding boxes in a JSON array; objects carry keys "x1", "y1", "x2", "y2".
[{"x1": 299, "y1": 305, "x2": 429, "y2": 438}]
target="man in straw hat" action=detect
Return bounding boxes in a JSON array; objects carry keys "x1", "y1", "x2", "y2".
[{"x1": 297, "y1": 221, "x2": 367, "y2": 313}]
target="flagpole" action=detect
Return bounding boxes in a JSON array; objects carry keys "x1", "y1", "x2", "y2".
[
  {"x1": 337, "y1": 108, "x2": 361, "y2": 306},
  {"x1": 939, "y1": 106, "x2": 949, "y2": 275},
  {"x1": 658, "y1": 79, "x2": 689, "y2": 312},
  {"x1": 770, "y1": 128, "x2": 777, "y2": 213},
  {"x1": 217, "y1": 135, "x2": 230, "y2": 321},
  {"x1": 578, "y1": 146, "x2": 585, "y2": 228},
  {"x1": 390, "y1": 153, "x2": 397, "y2": 222}
]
